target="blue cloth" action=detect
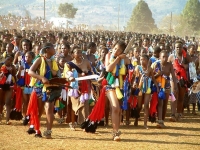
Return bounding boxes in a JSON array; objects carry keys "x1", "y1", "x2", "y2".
[
  {"x1": 24, "y1": 87, "x2": 33, "y2": 94},
  {"x1": 33, "y1": 87, "x2": 43, "y2": 97},
  {"x1": 150, "y1": 56, "x2": 158, "y2": 64},
  {"x1": 122, "y1": 77, "x2": 129, "y2": 110}
]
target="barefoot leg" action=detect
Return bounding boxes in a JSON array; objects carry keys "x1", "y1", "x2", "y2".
[
  {"x1": 105, "y1": 97, "x2": 110, "y2": 126},
  {"x1": 134, "y1": 95, "x2": 143, "y2": 126},
  {"x1": 162, "y1": 92, "x2": 170, "y2": 120},
  {"x1": 144, "y1": 94, "x2": 151, "y2": 129},
  {"x1": 177, "y1": 84, "x2": 186, "y2": 114},
  {"x1": 4, "y1": 89, "x2": 12, "y2": 122},
  {"x1": 106, "y1": 90, "x2": 120, "y2": 132}
]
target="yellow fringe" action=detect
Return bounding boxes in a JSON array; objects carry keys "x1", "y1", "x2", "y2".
[
  {"x1": 40, "y1": 57, "x2": 46, "y2": 76},
  {"x1": 156, "y1": 76, "x2": 165, "y2": 89},
  {"x1": 132, "y1": 61, "x2": 137, "y2": 67},
  {"x1": 115, "y1": 88, "x2": 123, "y2": 99},
  {"x1": 119, "y1": 65, "x2": 126, "y2": 75},
  {"x1": 12, "y1": 77, "x2": 15, "y2": 83},
  {"x1": 146, "y1": 88, "x2": 151, "y2": 94},
  {"x1": 29, "y1": 78, "x2": 37, "y2": 87},
  {"x1": 112, "y1": 66, "x2": 116, "y2": 74},
  {"x1": 29, "y1": 57, "x2": 58, "y2": 92},
  {"x1": 151, "y1": 61, "x2": 157, "y2": 69},
  {"x1": 52, "y1": 60, "x2": 58, "y2": 71},
  {"x1": 55, "y1": 99, "x2": 60, "y2": 107},
  {"x1": 63, "y1": 63, "x2": 70, "y2": 78},
  {"x1": 119, "y1": 75, "x2": 123, "y2": 89},
  {"x1": 2, "y1": 51, "x2": 6, "y2": 58}
]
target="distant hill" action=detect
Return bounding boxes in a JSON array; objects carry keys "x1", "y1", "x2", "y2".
[{"x1": 0, "y1": 0, "x2": 188, "y2": 30}]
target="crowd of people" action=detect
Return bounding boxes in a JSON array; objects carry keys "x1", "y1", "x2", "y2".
[
  {"x1": 0, "y1": 15, "x2": 53, "y2": 30},
  {"x1": 0, "y1": 27, "x2": 200, "y2": 141}
]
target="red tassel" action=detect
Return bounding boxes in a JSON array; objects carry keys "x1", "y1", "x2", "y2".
[
  {"x1": 182, "y1": 50, "x2": 187, "y2": 58},
  {"x1": 173, "y1": 59, "x2": 187, "y2": 81},
  {"x1": 11, "y1": 84, "x2": 16, "y2": 99},
  {"x1": 1, "y1": 65, "x2": 8, "y2": 74},
  {"x1": 149, "y1": 92, "x2": 158, "y2": 116},
  {"x1": 102, "y1": 78, "x2": 107, "y2": 87},
  {"x1": 88, "y1": 86, "x2": 106, "y2": 122},
  {"x1": 25, "y1": 72, "x2": 31, "y2": 85},
  {"x1": 65, "y1": 82, "x2": 69, "y2": 90},
  {"x1": 128, "y1": 95, "x2": 133, "y2": 104},
  {"x1": 128, "y1": 70, "x2": 134, "y2": 83},
  {"x1": 129, "y1": 96, "x2": 138, "y2": 108},
  {"x1": 15, "y1": 86, "x2": 22, "y2": 111},
  {"x1": 133, "y1": 96, "x2": 138, "y2": 108},
  {"x1": 0, "y1": 76, "x2": 6, "y2": 84},
  {"x1": 26, "y1": 91, "x2": 40, "y2": 131}
]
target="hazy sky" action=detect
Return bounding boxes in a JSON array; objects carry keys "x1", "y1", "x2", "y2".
[{"x1": 0, "y1": 0, "x2": 188, "y2": 29}]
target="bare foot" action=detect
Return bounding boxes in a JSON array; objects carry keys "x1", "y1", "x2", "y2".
[
  {"x1": 169, "y1": 115, "x2": 176, "y2": 122},
  {"x1": 120, "y1": 122, "x2": 124, "y2": 126},
  {"x1": 134, "y1": 121, "x2": 138, "y2": 126},
  {"x1": 6, "y1": 121, "x2": 11, "y2": 125},
  {"x1": 192, "y1": 111, "x2": 197, "y2": 115},
  {"x1": 144, "y1": 125, "x2": 149, "y2": 129}
]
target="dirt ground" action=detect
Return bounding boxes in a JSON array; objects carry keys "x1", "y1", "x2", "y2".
[{"x1": 0, "y1": 106, "x2": 200, "y2": 150}]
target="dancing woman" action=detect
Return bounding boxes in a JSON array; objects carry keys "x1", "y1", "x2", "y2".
[
  {"x1": 25, "y1": 43, "x2": 59, "y2": 138},
  {"x1": 0, "y1": 55, "x2": 16, "y2": 124},
  {"x1": 133, "y1": 55, "x2": 158, "y2": 129},
  {"x1": 81, "y1": 40, "x2": 131, "y2": 141},
  {"x1": 64, "y1": 47, "x2": 92, "y2": 130},
  {"x1": 168, "y1": 41, "x2": 192, "y2": 121}
]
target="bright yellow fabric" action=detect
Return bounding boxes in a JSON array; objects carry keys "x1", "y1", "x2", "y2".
[
  {"x1": 2, "y1": 51, "x2": 6, "y2": 58},
  {"x1": 63, "y1": 63, "x2": 70, "y2": 78},
  {"x1": 156, "y1": 76, "x2": 165, "y2": 89},
  {"x1": 52, "y1": 60, "x2": 58, "y2": 71},
  {"x1": 132, "y1": 61, "x2": 137, "y2": 66},
  {"x1": 29, "y1": 57, "x2": 58, "y2": 92},
  {"x1": 55, "y1": 99, "x2": 60, "y2": 107},
  {"x1": 40, "y1": 57, "x2": 46, "y2": 77},
  {"x1": 119, "y1": 75, "x2": 123, "y2": 89},
  {"x1": 115, "y1": 87, "x2": 123, "y2": 99}
]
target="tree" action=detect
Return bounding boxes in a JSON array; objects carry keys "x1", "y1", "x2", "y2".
[
  {"x1": 58, "y1": 3, "x2": 78, "y2": 19},
  {"x1": 182, "y1": 0, "x2": 200, "y2": 34},
  {"x1": 126, "y1": 0, "x2": 157, "y2": 33},
  {"x1": 158, "y1": 14, "x2": 181, "y2": 35}
]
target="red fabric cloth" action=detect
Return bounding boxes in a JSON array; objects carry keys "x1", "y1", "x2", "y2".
[
  {"x1": 102, "y1": 78, "x2": 107, "y2": 87},
  {"x1": 128, "y1": 96, "x2": 138, "y2": 108},
  {"x1": 128, "y1": 70, "x2": 134, "y2": 83},
  {"x1": 1, "y1": 65, "x2": 8, "y2": 74},
  {"x1": 25, "y1": 72, "x2": 30, "y2": 85},
  {"x1": 26, "y1": 91, "x2": 40, "y2": 131},
  {"x1": 149, "y1": 92, "x2": 158, "y2": 116},
  {"x1": 0, "y1": 76, "x2": 6, "y2": 84},
  {"x1": 11, "y1": 84, "x2": 17, "y2": 99},
  {"x1": 65, "y1": 82, "x2": 69, "y2": 90},
  {"x1": 182, "y1": 49, "x2": 187, "y2": 57},
  {"x1": 173, "y1": 50, "x2": 187, "y2": 81},
  {"x1": 88, "y1": 86, "x2": 106, "y2": 122},
  {"x1": 173, "y1": 59, "x2": 187, "y2": 81},
  {"x1": 80, "y1": 80, "x2": 88, "y2": 94},
  {"x1": 0, "y1": 65, "x2": 9, "y2": 84},
  {"x1": 15, "y1": 86, "x2": 22, "y2": 111},
  {"x1": 11, "y1": 40, "x2": 16, "y2": 46}
]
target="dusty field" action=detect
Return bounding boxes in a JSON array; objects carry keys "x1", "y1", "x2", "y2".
[{"x1": 0, "y1": 107, "x2": 200, "y2": 150}]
